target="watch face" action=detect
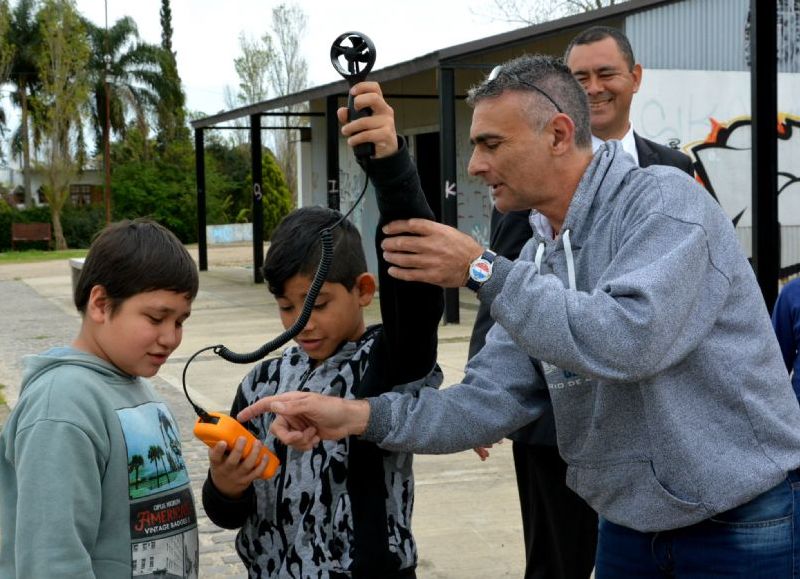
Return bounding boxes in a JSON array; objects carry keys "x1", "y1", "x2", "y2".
[{"x1": 470, "y1": 258, "x2": 492, "y2": 283}]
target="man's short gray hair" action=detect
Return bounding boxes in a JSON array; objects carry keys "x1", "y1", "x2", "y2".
[{"x1": 467, "y1": 54, "x2": 592, "y2": 149}]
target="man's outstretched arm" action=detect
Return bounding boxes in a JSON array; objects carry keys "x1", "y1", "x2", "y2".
[
  {"x1": 237, "y1": 392, "x2": 370, "y2": 450},
  {"x1": 239, "y1": 320, "x2": 548, "y2": 454}
]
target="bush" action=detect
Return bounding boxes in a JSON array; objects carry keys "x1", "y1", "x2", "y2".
[
  {"x1": 0, "y1": 203, "x2": 106, "y2": 252},
  {"x1": 61, "y1": 205, "x2": 106, "y2": 248},
  {"x1": 110, "y1": 137, "x2": 203, "y2": 243},
  {"x1": 245, "y1": 150, "x2": 292, "y2": 240},
  {"x1": 0, "y1": 201, "x2": 13, "y2": 252}
]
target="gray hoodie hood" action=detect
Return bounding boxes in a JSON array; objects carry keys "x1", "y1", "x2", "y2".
[{"x1": 20, "y1": 347, "x2": 135, "y2": 394}]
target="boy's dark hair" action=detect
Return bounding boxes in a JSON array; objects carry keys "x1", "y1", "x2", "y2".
[
  {"x1": 74, "y1": 218, "x2": 199, "y2": 314},
  {"x1": 263, "y1": 206, "x2": 367, "y2": 296},
  {"x1": 564, "y1": 25, "x2": 637, "y2": 71}
]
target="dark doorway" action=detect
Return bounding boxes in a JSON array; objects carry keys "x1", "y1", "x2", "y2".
[{"x1": 414, "y1": 132, "x2": 441, "y2": 222}]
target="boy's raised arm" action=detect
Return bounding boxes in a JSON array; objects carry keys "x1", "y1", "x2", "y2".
[{"x1": 346, "y1": 82, "x2": 443, "y2": 390}]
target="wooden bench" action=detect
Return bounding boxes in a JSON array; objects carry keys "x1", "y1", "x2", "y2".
[{"x1": 11, "y1": 222, "x2": 52, "y2": 250}]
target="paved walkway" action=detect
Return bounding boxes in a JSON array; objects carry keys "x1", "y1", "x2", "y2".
[{"x1": 0, "y1": 246, "x2": 525, "y2": 578}]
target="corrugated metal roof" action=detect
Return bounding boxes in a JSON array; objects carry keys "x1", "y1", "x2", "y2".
[{"x1": 627, "y1": 0, "x2": 749, "y2": 71}]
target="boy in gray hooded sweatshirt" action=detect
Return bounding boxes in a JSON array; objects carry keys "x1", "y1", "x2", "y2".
[
  {"x1": 0, "y1": 219, "x2": 200, "y2": 578},
  {"x1": 239, "y1": 58, "x2": 800, "y2": 577}
]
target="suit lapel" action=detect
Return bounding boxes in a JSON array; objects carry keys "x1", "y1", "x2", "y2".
[{"x1": 634, "y1": 132, "x2": 659, "y2": 168}]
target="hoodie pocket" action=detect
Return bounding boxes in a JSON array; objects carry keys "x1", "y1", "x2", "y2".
[{"x1": 567, "y1": 460, "x2": 709, "y2": 533}]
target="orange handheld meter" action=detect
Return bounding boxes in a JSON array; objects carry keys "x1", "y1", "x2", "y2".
[{"x1": 194, "y1": 412, "x2": 280, "y2": 480}]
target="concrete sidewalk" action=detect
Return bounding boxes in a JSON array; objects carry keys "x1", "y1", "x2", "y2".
[{"x1": 0, "y1": 245, "x2": 524, "y2": 578}]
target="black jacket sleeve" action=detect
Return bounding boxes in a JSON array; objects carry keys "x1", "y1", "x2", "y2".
[
  {"x1": 201, "y1": 387, "x2": 257, "y2": 530},
  {"x1": 358, "y1": 139, "x2": 444, "y2": 393}
]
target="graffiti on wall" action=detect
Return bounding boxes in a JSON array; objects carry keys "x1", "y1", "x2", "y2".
[
  {"x1": 687, "y1": 114, "x2": 800, "y2": 271},
  {"x1": 688, "y1": 114, "x2": 800, "y2": 225}
]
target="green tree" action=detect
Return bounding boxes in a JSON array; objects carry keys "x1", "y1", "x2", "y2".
[
  {"x1": 155, "y1": 0, "x2": 188, "y2": 146},
  {"x1": 6, "y1": 0, "x2": 42, "y2": 207},
  {"x1": 0, "y1": 0, "x2": 11, "y2": 88},
  {"x1": 159, "y1": 0, "x2": 173, "y2": 54},
  {"x1": 205, "y1": 135, "x2": 252, "y2": 222},
  {"x1": 110, "y1": 131, "x2": 198, "y2": 241},
  {"x1": 35, "y1": 0, "x2": 90, "y2": 250},
  {"x1": 234, "y1": 32, "x2": 271, "y2": 106},
  {"x1": 259, "y1": 148, "x2": 292, "y2": 238}
]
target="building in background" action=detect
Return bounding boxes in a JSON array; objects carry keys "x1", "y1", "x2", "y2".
[{"x1": 193, "y1": 0, "x2": 799, "y2": 315}]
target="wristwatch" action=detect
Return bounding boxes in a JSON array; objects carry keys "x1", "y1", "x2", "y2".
[{"x1": 466, "y1": 250, "x2": 496, "y2": 292}]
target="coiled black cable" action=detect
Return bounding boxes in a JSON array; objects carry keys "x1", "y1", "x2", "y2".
[
  {"x1": 182, "y1": 165, "x2": 371, "y2": 417},
  {"x1": 215, "y1": 226, "x2": 333, "y2": 364}
]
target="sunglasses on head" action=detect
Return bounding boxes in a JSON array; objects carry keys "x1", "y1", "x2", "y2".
[{"x1": 487, "y1": 65, "x2": 563, "y2": 114}]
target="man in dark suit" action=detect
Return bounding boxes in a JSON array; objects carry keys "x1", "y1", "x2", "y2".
[{"x1": 468, "y1": 26, "x2": 695, "y2": 579}]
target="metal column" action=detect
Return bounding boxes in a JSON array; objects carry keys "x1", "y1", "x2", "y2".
[
  {"x1": 250, "y1": 114, "x2": 264, "y2": 284},
  {"x1": 750, "y1": 0, "x2": 779, "y2": 312},
  {"x1": 194, "y1": 128, "x2": 207, "y2": 272},
  {"x1": 439, "y1": 67, "x2": 460, "y2": 324},
  {"x1": 326, "y1": 95, "x2": 340, "y2": 211}
]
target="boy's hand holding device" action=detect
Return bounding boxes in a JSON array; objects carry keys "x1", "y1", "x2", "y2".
[{"x1": 195, "y1": 412, "x2": 280, "y2": 483}]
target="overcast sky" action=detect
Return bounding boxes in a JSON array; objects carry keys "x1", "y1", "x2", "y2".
[{"x1": 75, "y1": 0, "x2": 523, "y2": 117}]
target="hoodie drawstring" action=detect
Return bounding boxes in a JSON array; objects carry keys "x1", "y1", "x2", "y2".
[
  {"x1": 533, "y1": 229, "x2": 576, "y2": 291},
  {"x1": 563, "y1": 229, "x2": 576, "y2": 291},
  {"x1": 534, "y1": 242, "x2": 545, "y2": 273}
]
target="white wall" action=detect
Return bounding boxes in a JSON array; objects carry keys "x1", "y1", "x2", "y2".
[{"x1": 632, "y1": 69, "x2": 800, "y2": 266}]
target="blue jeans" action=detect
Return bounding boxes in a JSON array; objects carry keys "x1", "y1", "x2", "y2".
[{"x1": 595, "y1": 470, "x2": 800, "y2": 578}]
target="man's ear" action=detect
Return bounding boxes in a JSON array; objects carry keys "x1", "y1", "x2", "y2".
[
  {"x1": 86, "y1": 285, "x2": 111, "y2": 323},
  {"x1": 550, "y1": 113, "x2": 576, "y2": 155},
  {"x1": 354, "y1": 273, "x2": 377, "y2": 306},
  {"x1": 631, "y1": 63, "x2": 642, "y2": 94}
]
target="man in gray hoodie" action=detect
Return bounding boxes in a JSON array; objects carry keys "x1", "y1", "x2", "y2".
[
  {"x1": 469, "y1": 26, "x2": 697, "y2": 579},
  {"x1": 240, "y1": 55, "x2": 800, "y2": 577}
]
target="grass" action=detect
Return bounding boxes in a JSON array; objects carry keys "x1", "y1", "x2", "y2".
[
  {"x1": 0, "y1": 383, "x2": 6, "y2": 406},
  {"x1": 0, "y1": 248, "x2": 87, "y2": 264}
]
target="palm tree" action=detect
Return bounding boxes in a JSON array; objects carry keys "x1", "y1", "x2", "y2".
[
  {"x1": 0, "y1": 0, "x2": 11, "y2": 87},
  {"x1": 147, "y1": 444, "x2": 164, "y2": 487},
  {"x1": 83, "y1": 16, "x2": 174, "y2": 157},
  {"x1": 6, "y1": 0, "x2": 42, "y2": 207},
  {"x1": 159, "y1": 408, "x2": 186, "y2": 473},
  {"x1": 128, "y1": 454, "x2": 144, "y2": 488}
]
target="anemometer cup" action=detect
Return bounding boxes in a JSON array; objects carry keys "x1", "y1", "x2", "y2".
[{"x1": 330, "y1": 31, "x2": 377, "y2": 159}]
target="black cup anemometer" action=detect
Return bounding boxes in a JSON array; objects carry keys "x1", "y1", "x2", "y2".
[
  {"x1": 330, "y1": 31, "x2": 377, "y2": 159},
  {"x1": 185, "y1": 32, "x2": 378, "y2": 479}
]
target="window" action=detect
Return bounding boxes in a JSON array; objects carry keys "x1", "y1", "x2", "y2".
[{"x1": 69, "y1": 184, "x2": 93, "y2": 207}]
